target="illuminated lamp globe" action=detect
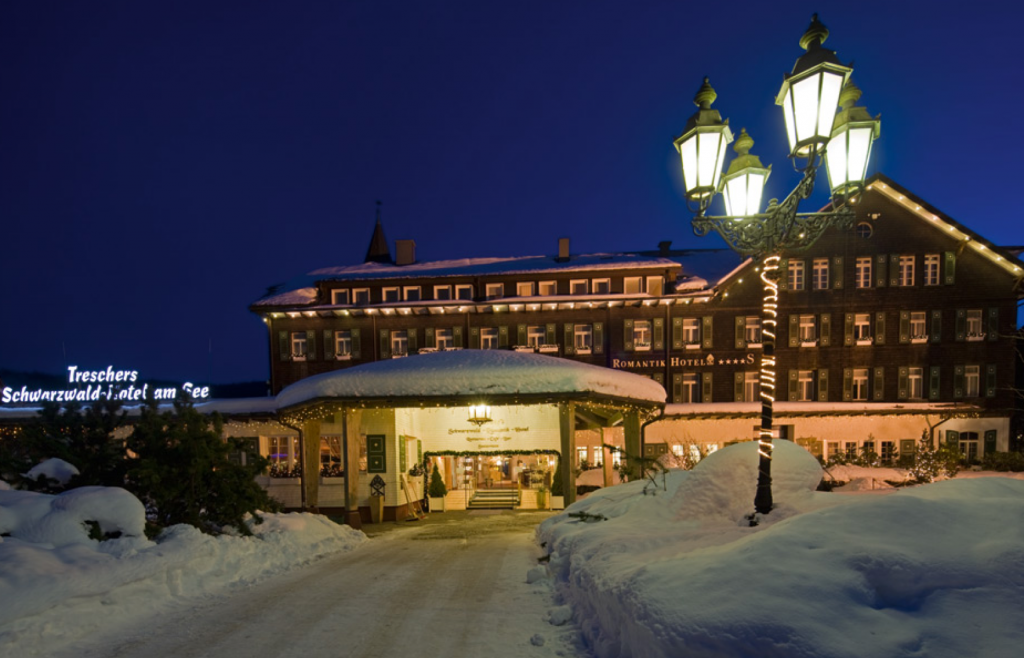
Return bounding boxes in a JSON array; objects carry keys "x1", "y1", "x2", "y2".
[
  {"x1": 673, "y1": 77, "x2": 733, "y2": 202},
  {"x1": 467, "y1": 404, "x2": 492, "y2": 427},
  {"x1": 720, "y1": 128, "x2": 771, "y2": 217},
  {"x1": 825, "y1": 81, "x2": 881, "y2": 196},
  {"x1": 776, "y1": 14, "x2": 852, "y2": 158}
]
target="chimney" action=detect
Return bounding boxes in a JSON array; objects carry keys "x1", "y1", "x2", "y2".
[
  {"x1": 395, "y1": 239, "x2": 417, "y2": 266},
  {"x1": 659, "y1": 240, "x2": 673, "y2": 257},
  {"x1": 557, "y1": 237, "x2": 570, "y2": 262}
]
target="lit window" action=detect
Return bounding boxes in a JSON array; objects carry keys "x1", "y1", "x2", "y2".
[
  {"x1": 352, "y1": 288, "x2": 371, "y2": 305},
  {"x1": 924, "y1": 254, "x2": 940, "y2": 286},
  {"x1": 798, "y1": 370, "x2": 815, "y2": 401},
  {"x1": 484, "y1": 283, "x2": 504, "y2": 300},
  {"x1": 682, "y1": 318, "x2": 700, "y2": 346},
  {"x1": 682, "y1": 373, "x2": 699, "y2": 403},
  {"x1": 435, "y1": 328, "x2": 453, "y2": 350},
  {"x1": 646, "y1": 276, "x2": 664, "y2": 296},
  {"x1": 290, "y1": 332, "x2": 307, "y2": 360},
  {"x1": 331, "y1": 289, "x2": 350, "y2": 305},
  {"x1": 538, "y1": 281, "x2": 557, "y2": 296},
  {"x1": 268, "y1": 436, "x2": 300, "y2": 471},
  {"x1": 965, "y1": 365, "x2": 980, "y2": 397},
  {"x1": 959, "y1": 432, "x2": 980, "y2": 463},
  {"x1": 455, "y1": 284, "x2": 474, "y2": 301},
  {"x1": 812, "y1": 258, "x2": 829, "y2": 290},
  {"x1": 852, "y1": 368, "x2": 869, "y2": 400},
  {"x1": 434, "y1": 285, "x2": 452, "y2": 301},
  {"x1": 855, "y1": 257, "x2": 872, "y2": 289},
  {"x1": 382, "y1": 287, "x2": 400, "y2": 303},
  {"x1": 899, "y1": 255, "x2": 915, "y2": 286},
  {"x1": 908, "y1": 367, "x2": 924, "y2": 399},
  {"x1": 634, "y1": 320, "x2": 652, "y2": 351},
  {"x1": 743, "y1": 372, "x2": 759, "y2": 402},
  {"x1": 592, "y1": 278, "x2": 611, "y2": 294},
  {"x1": 745, "y1": 316, "x2": 762, "y2": 345},
  {"x1": 799, "y1": 315, "x2": 817, "y2": 343},
  {"x1": 623, "y1": 277, "x2": 642, "y2": 294},
  {"x1": 391, "y1": 330, "x2": 408, "y2": 357},
  {"x1": 526, "y1": 326, "x2": 545, "y2": 348},
  {"x1": 576, "y1": 446, "x2": 588, "y2": 467},
  {"x1": 574, "y1": 324, "x2": 593, "y2": 353},
  {"x1": 910, "y1": 311, "x2": 927, "y2": 341},
  {"x1": 966, "y1": 309, "x2": 984, "y2": 340},
  {"x1": 854, "y1": 313, "x2": 871, "y2": 342},
  {"x1": 788, "y1": 260, "x2": 805, "y2": 290},
  {"x1": 881, "y1": 441, "x2": 896, "y2": 465},
  {"x1": 570, "y1": 280, "x2": 589, "y2": 295},
  {"x1": 517, "y1": 282, "x2": 535, "y2": 297},
  {"x1": 480, "y1": 327, "x2": 499, "y2": 349},
  {"x1": 335, "y1": 330, "x2": 352, "y2": 360},
  {"x1": 403, "y1": 286, "x2": 421, "y2": 301}
]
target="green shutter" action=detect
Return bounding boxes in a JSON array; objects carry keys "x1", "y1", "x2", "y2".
[
  {"x1": 844, "y1": 313, "x2": 854, "y2": 346},
  {"x1": 498, "y1": 325, "x2": 509, "y2": 349},
  {"x1": 778, "y1": 258, "x2": 789, "y2": 291},
  {"x1": 425, "y1": 327, "x2": 435, "y2": 348},
  {"x1": 594, "y1": 322, "x2": 604, "y2": 354},
  {"x1": 563, "y1": 323, "x2": 575, "y2": 355},
  {"x1": 278, "y1": 331, "x2": 289, "y2": 361},
  {"x1": 734, "y1": 316, "x2": 746, "y2": 349},
  {"x1": 624, "y1": 319, "x2": 635, "y2": 351},
  {"x1": 323, "y1": 329, "x2": 335, "y2": 359},
  {"x1": 702, "y1": 372, "x2": 713, "y2": 403},
  {"x1": 734, "y1": 372, "x2": 745, "y2": 402},
  {"x1": 817, "y1": 369, "x2": 829, "y2": 402},
  {"x1": 898, "y1": 367, "x2": 909, "y2": 400},
  {"x1": 899, "y1": 311, "x2": 910, "y2": 344},
  {"x1": 945, "y1": 430, "x2": 958, "y2": 446},
  {"x1": 453, "y1": 326, "x2": 464, "y2": 348},
  {"x1": 987, "y1": 308, "x2": 999, "y2": 341},
  {"x1": 984, "y1": 430, "x2": 997, "y2": 454},
  {"x1": 944, "y1": 251, "x2": 956, "y2": 285},
  {"x1": 819, "y1": 313, "x2": 831, "y2": 347},
  {"x1": 408, "y1": 328, "x2": 418, "y2": 353},
  {"x1": 876, "y1": 254, "x2": 888, "y2": 287},
  {"x1": 469, "y1": 326, "x2": 480, "y2": 349},
  {"x1": 930, "y1": 311, "x2": 942, "y2": 343},
  {"x1": 832, "y1": 256, "x2": 843, "y2": 289},
  {"x1": 875, "y1": 312, "x2": 886, "y2": 345},
  {"x1": 306, "y1": 330, "x2": 316, "y2": 360},
  {"x1": 652, "y1": 372, "x2": 665, "y2": 386},
  {"x1": 545, "y1": 323, "x2": 556, "y2": 345},
  {"x1": 986, "y1": 364, "x2": 997, "y2": 398},
  {"x1": 873, "y1": 367, "x2": 885, "y2": 401},
  {"x1": 889, "y1": 254, "x2": 900, "y2": 287},
  {"x1": 788, "y1": 315, "x2": 799, "y2": 347},
  {"x1": 399, "y1": 436, "x2": 407, "y2": 472},
  {"x1": 929, "y1": 366, "x2": 941, "y2": 400},
  {"x1": 517, "y1": 324, "x2": 526, "y2": 347},
  {"x1": 673, "y1": 317, "x2": 685, "y2": 349},
  {"x1": 653, "y1": 318, "x2": 665, "y2": 351},
  {"x1": 702, "y1": 316, "x2": 713, "y2": 349},
  {"x1": 351, "y1": 328, "x2": 362, "y2": 359},
  {"x1": 955, "y1": 309, "x2": 966, "y2": 341},
  {"x1": 379, "y1": 329, "x2": 390, "y2": 359},
  {"x1": 843, "y1": 368, "x2": 853, "y2": 401},
  {"x1": 953, "y1": 365, "x2": 964, "y2": 398},
  {"x1": 788, "y1": 370, "x2": 798, "y2": 402},
  {"x1": 672, "y1": 373, "x2": 682, "y2": 403}
]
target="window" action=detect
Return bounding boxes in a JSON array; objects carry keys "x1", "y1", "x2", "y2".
[
  {"x1": 633, "y1": 320, "x2": 652, "y2": 351},
  {"x1": 331, "y1": 289, "x2": 350, "y2": 305},
  {"x1": 852, "y1": 368, "x2": 869, "y2": 401},
  {"x1": 799, "y1": 315, "x2": 817, "y2": 343},
  {"x1": 484, "y1": 283, "x2": 504, "y2": 300},
  {"x1": 880, "y1": 441, "x2": 896, "y2": 465},
  {"x1": 898, "y1": 255, "x2": 915, "y2": 287},
  {"x1": 592, "y1": 278, "x2": 611, "y2": 294},
  {"x1": 527, "y1": 326, "x2": 545, "y2": 348},
  {"x1": 403, "y1": 286, "x2": 421, "y2": 301},
  {"x1": 591, "y1": 446, "x2": 604, "y2": 466},
  {"x1": 434, "y1": 285, "x2": 452, "y2": 301},
  {"x1": 480, "y1": 327, "x2": 499, "y2": 349},
  {"x1": 268, "y1": 436, "x2": 299, "y2": 472},
  {"x1": 290, "y1": 332, "x2": 307, "y2": 360},
  {"x1": 844, "y1": 442, "x2": 858, "y2": 459},
  {"x1": 682, "y1": 318, "x2": 700, "y2": 346},
  {"x1": 517, "y1": 282, "x2": 535, "y2": 297},
  {"x1": 335, "y1": 330, "x2": 352, "y2": 360},
  {"x1": 435, "y1": 328, "x2": 453, "y2": 350},
  {"x1": 352, "y1": 288, "x2": 371, "y2": 305},
  {"x1": 855, "y1": 257, "x2": 872, "y2": 289},
  {"x1": 856, "y1": 222, "x2": 873, "y2": 239},
  {"x1": 854, "y1": 314, "x2": 871, "y2": 343},
  {"x1": 576, "y1": 446, "x2": 588, "y2": 467},
  {"x1": 455, "y1": 284, "x2": 474, "y2": 300},
  {"x1": 965, "y1": 365, "x2": 980, "y2": 397},
  {"x1": 391, "y1": 330, "x2": 408, "y2": 357},
  {"x1": 569, "y1": 279, "x2": 588, "y2": 295},
  {"x1": 538, "y1": 281, "x2": 557, "y2": 296},
  {"x1": 681, "y1": 373, "x2": 700, "y2": 403},
  {"x1": 320, "y1": 436, "x2": 342, "y2": 471},
  {"x1": 797, "y1": 370, "x2": 815, "y2": 401},
  {"x1": 966, "y1": 309, "x2": 984, "y2": 340},
  {"x1": 745, "y1": 316, "x2": 762, "y2": 346},
  {"x1": 924, "y1": 254, "x2": 940, "y2": 286},
  {"x1": 382, "y1": 287, "x2": 400, "y2": 303},
  {"x1": 788, "y1": 260, "x2": 805, "y2": 290},
  {"x1": 959, "y1": 431, "x2": 980, "y2": 463},
  {"x1": 623, "y1": 277, "x2": 642, "y2": 294},
  {"x1": 812, "y1": 258, "x2": 829, "y2": 290},
  {"x1": 646, "y1": 276, "x2": 664, "y2": 296},
  {"x1": 910, "y1": 311, "x2": 927, "y2": 341},
  {"x1": 574, "y1": 324, "x2": 593, "y2": 353},
  {"x1": 908, "y1": 367, "x2": 924, "y2": 399},
  {"x1": 743, "y1": 372, "x2": 759, "y2": 402}
]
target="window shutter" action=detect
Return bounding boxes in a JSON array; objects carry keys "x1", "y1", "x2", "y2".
[
  {"x1": 734, "y1": 316, "x2": 746, "y2": 349},
  {"x1": 844, "y1": 313, "x2": 854, "y2": 346},
  {"x1": 516, "y1": 324, "x2": 526, "y2": 346},
  {"x1": 653, "y1": 318, "x2": 665, "y2": 351},
  {"x1": 778, "y1": 258, "x2": 789, "y2": 291},
  {"x1": 594, "y1": 322, "x2": 604, "y2": 354},
  {"x1": 673, "y1": 317, "x2": 685, "y2": 350},
  {"x1": 379, "y1": 329, "x2": 390, "y2": 359},
  {"x1": 624, "y1": 319, "x2": 635, "y2": 351},
  {"x1": 945, "y1": 430, "x2": 959, "y2": 446},
  {"x1": 930, "y1": 311, "x2": 942, "y2": 343},
  {"x1": 843, "y1": 368, "x2": 853, "y2": 401},
  {"x1": 876, "y1": 254, "x2": 888, "y2": 288},
  {"x1": 788, "y1": 315, "x2": 799, "y2": 347},
  {"x1": 563, "y1": 323, "x2": 575, "y2": 355},
  {"x1": 498, "y1": 326, "x2": 509, "y2": 349},
  {"x1": 734, "y1": 372, "x2": 745, "y2": 402},
  {"x1": 469, "y1": 326, "x2": 480, "y2": 349},
  {"x1": 652, "y1": 372, "x2": 665, "y2": 386},
  {"x1": 832, "y1": 256, "x2": 843, "y2": 289},
  {"x1": 788, "y1": 370, "x2": 798, "y2": 402},
  {"x1": 987, "y1": 308, "x2": 999, "y2": 341},
  {"x1": 984, "y1": 430, "x2": 997, "y2": 454},
  {"x1": 351, "y1": 328, "x2": 362, "y2": 359},
  {"x1": 306, "y1": 330, "x2": 316, "y2": 360},
  {"x1": 944, "y1": 251, "x2": 956, "y2": 284},
  {"x1": 323, "y1": 330, "x2": 334, "y2": 359},
  {"x1": 545, "y1": 323, "x2": 556, "y2": 345},
  {"x1": 279, "y1": 331, "x2": 289, "y2": 361},
  {"x1": 702, "y1": 316, "x2": 713, "y2": 349},
  {"x1": 955, "y1": 309, "x2": 966, "y2": 341},
  {"x1": 819, "y1": 313, "x2": 831, "y2": 347},
  {"x1": 672, "y1": 373, "x2": 683, "y2": 403},
  {"x1": 899, "y1": 311, "x2": 910, "y2": 344},
  {"x1": 873, "y1": 367, "x2": 885, "y2": 401},
  {"x1": 817, "y1": 369, "x2": 828, "y2": 402},
  {"x1": 897, "y1": 366, "x2": 909, "y2": 400},
  {"x1": 702, "y1": 372, "x2": 713, "y2": 403},
  {"x1": 929, "y1": 366, "x2": 941, "y2": 400},
  {"x1": 875, "y1": 312, "x2": 886, "y2": 345},
  {"x1": 425, "y1": 327, "x2": 435, "y2": 348},
  {"x1": 453, "y1": 326, "x2": 464, "y2": 348},
  {"x1": 953, "y1": 365, "x2": 964, "y2": 398},
  {"x1": 889, "y1": 254, "x2": 900, "y2": 287},
  {"x1": 408, "y1": 328, "x2": 419, "y2": 353},
  {"x1": 986, "y1": 364, "x2": 997, "y2": 398}
]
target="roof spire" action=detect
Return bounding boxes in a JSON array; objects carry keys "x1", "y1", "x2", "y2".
[{"x1": 364, "y1": 200, "x2": 393, "y2": 264}]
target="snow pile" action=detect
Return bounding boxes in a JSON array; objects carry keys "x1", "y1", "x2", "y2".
[
  {"x1": 538, "y1": 440, "x2": 1024, "y2": 658},
  {"x1": 23, "y1": 457, "x2": 80, "y2": 485},
  {"x1": 0, "y1": 486, "x2": 366, "y2": 655}
]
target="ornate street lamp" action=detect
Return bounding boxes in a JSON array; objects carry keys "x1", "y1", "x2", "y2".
[
  {"x1": 467, "y1": 404, "x2": 493, "y2": 427},
  {"x1": 673, "y1": 14, "x2": 880, "y2": 523}
]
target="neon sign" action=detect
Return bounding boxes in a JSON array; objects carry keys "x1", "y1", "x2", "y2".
[{"x1": 1, "y1": 365, "x2": 211, "y2": 405}]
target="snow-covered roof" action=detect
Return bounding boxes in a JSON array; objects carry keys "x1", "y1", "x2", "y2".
[
  {"x1": 276, "y1": 350, "x2": 667, "y2": 409},
  {"x1": 663, "y1": 401, "x2": 988, "y2": 417}
]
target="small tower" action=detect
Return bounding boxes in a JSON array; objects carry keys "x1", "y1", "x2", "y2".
[{"x1": 364, "y1": 201, "x2": 392, "y2": 264}]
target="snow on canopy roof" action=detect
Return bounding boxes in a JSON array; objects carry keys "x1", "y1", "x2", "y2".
[{"x1": 275, "y1": 350, "x2": 666, "y2": 409}]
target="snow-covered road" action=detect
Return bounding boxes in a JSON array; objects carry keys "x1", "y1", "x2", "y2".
[{"x1": 61, "y1": 511, "x2": 588, "y2": 658}]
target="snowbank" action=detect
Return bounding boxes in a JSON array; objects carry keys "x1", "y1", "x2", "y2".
[{"x1": 537, "y1": 440, "x2": 1024, "y2": 658}]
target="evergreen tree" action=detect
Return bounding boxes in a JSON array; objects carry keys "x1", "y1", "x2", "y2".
[{"x1": 428, "y1": 463, "x2": 447, "y2": 498}]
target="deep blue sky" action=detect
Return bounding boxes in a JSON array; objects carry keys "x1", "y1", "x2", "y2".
[{"x1": 1, "y1": 1, "x2": 1021, "y2": 385}]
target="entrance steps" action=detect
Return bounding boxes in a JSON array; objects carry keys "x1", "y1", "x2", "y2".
[{"x1": 467, "y1": 489, "x2": 521, "y2": 510}]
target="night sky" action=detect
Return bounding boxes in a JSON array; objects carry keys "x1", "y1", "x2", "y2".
[{"x1": 2, "y1": 1, "x2": 1021, "y2": 387}]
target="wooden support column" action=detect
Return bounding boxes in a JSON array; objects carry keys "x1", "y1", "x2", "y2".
[
  {"x1": 302, "y1": 418, "x2": 322, "y2": 511},
  {"x1": 624, "y1": 410, "x2": 642, "y2": 481},
  {"x1": 343, "y1": 409, "x2": 363, "y2": 529},
  {"x1": 602, "y1": 427, "x2": 615, "y2": 488},
  {"x1": 559, "y1": 402, "x2": 576, "y2": 506}
]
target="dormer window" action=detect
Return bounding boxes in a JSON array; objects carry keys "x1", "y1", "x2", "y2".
[
  {"x1": 455, "y1": 284, "x2": 474, "y2": 300},
  {"x1": 538, "y1": 281, "x2": 557, "y2": 296},
  {"x1": 624, "y1": 277, "x2": 642, "y2": 294},
  {"x1": 646, "y1": 276, "x2": 664, "y2": 296},
  {"x1": 382, "y1": 287, "x2": 400, "y2": 303},
  {"x1": 592, "y1": 278, "x2": 611, "y2": 294},
  {"x1": 517, "y1": 282, "x2": 535, "y2": 297},
  {"x1": 434, "y1": 285, "x2": 452, "y2": 300},
  {"x1": 570, "y1": 279, "x2": 589, "y2": 295},
  {"x1": 352, "y1": 288, "x2": 371, "y2": 305},
  {"x1": 484, "y1": 283, "x2": 504, "y2": 300},
  {"x1": 403, "y1": 286, "x2": 421, "y2": 301},
  {"x1": 331, "y1": 289, "x2": 350, "y2": 305}
]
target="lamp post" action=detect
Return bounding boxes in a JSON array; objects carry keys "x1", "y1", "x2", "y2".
[{"x1": 673, "y1": 15, "x2": 880, "y2": 523}]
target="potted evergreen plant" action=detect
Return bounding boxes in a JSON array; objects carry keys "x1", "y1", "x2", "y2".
[
  {"x1": 550, "y1": 458, "x2": 565, "y2": 510},
  {"x1": 536, "y1": 484, "x2": 549, "y2": 510},
  {"x1": 428, "y1": 463, "x2": 447, "y2": 512}
]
